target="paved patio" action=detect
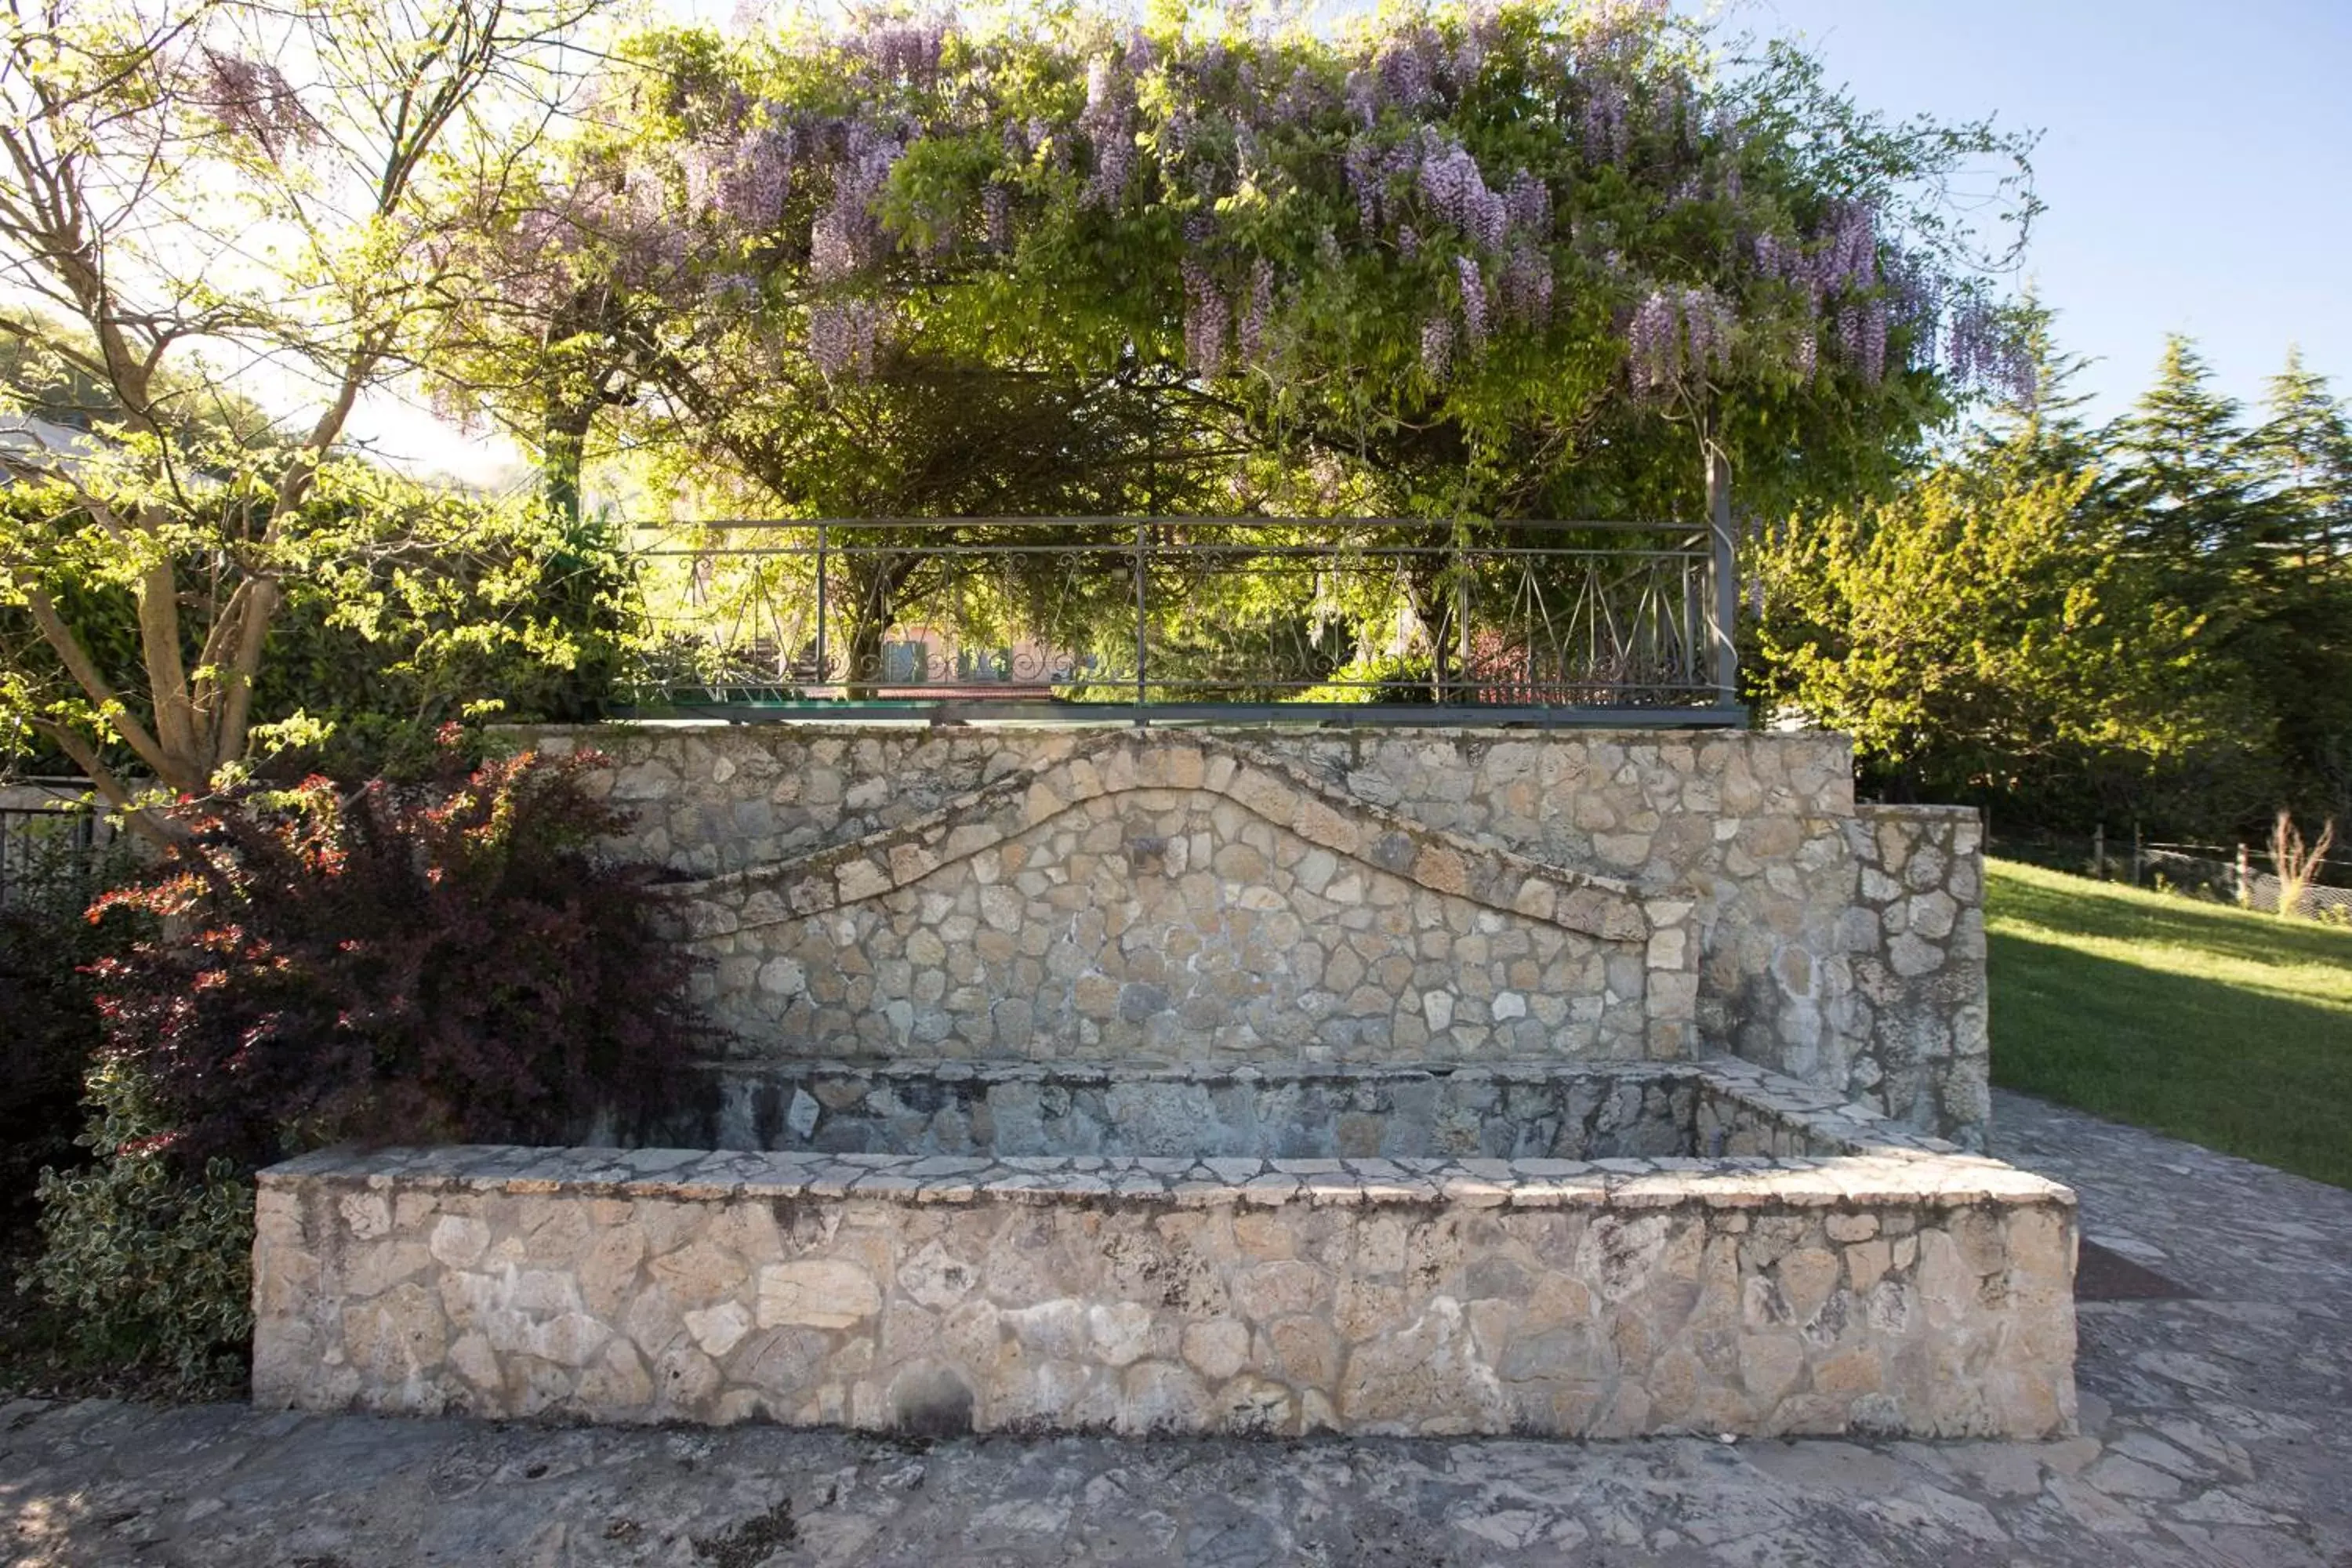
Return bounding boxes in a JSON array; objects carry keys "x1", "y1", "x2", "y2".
[{"x1": 5, "y1": 1088, "x2": 2348, "y2": 1567}]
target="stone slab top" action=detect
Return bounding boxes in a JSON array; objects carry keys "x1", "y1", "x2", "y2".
[{"x1": 260, "y1": 1058, "x2": 2072, "y2": 1213}]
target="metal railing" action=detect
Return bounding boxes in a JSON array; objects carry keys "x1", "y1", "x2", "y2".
[
  {"x1": 621, "y1": 517, "x2": 1739, "y2": 723},
  {"x1": 0, "y1": 794, "x2": 105, "y2": 909}
]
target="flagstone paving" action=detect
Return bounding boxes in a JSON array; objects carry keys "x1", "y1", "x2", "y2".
[{"x1": 5, "y1": 1087, "x2": 2348, "y2": 1567}]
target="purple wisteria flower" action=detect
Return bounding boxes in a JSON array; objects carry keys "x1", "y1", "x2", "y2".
[
  {"x1": 1680, "y1": 286, "x2": 1733, "y2": 375},
  {"x1": 1946, "y1": 299, "x2": 2037, "y2": 403},
  {"x1": 199, "y1": 48, "x2": 313, "y2": 162},
  {"x1": 1181, "y1": 218, "x2": 1226, "y2": 377},
  {"x1": 848, "y1": 15, "x2": 948, "y2": 87},
  {"x1": 1238, "y1": 258, "x2": 1276, "y2": 367},
  {"x1": 1345, "y1": 140, "x2": 1382, "y2": 229},
  {"x1": 1860, "y1": 297, "x2": 1888, "y2": 384},
  {"x1": 981, "y1": 183, "x2": 1011, "y2": 250},
  {"x1": 709, "y1": 125, "x2": 794, "y2": 227},
  {"x1": 1499, "y1": 238, "x2": 1553, "y2": 325},
  {"x1": 1505, "y1": 171, "x2": 1551, "y2": 234},
  {"x1": 1627, "y1": 286, "x2": 1733, "y2": 392},
  {"x1": 1378, "y1": 26, "x2": 1441, "y2": 110},
  {"x1": 1578, "y1": 80, "x2": 1629, "y2": 165},
  {"x1": 809, "y1": 124, "x2": 903, "y2": 284},
  {"x1": 1827, "y1": 200, "x2": 1877, "y2": 291},
  {"x1": 1456, "y1": 255, "x2": 1489, "y2": 350},
  {"x1": 1080, "y1": 57, "x2": 1136, "y2": 209},
  {"x1": 1421, "y1": 314, "x2": 1455, "y2": 379},
  {"x1": 1416, "y1": 131, "x2": 1507, "y2": 250},
  {"x1": 809, "y1": 298, "x2": 886, "y2": 379}
]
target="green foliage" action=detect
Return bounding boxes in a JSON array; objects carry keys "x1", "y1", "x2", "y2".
[
  {"x1": 0, "y1": 0, "x2": 615, "y2": 806},
  {"x1": 252, "y1": 474, "x2": 633, "y2": 779},
  {"x1": 24, "y1": 1055, "x2": 255, "y2": 1382},
  {"x1": 1752, "y1": 452, "x2": 2257, "y2": 821},
  {"x1": 1753, "y1": 336, "x2": 2352, "y2": 840},
  {"x1": 3, "y1": 470, "x2": 630, "y2": 783}
]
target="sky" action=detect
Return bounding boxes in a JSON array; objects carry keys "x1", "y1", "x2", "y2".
[
  {"x1": 1711, "y1": 0, "x2": 2352, "y2": 423},
  {"x1": 350, "y1": 0, "x2": 2352, "y2": 486}
]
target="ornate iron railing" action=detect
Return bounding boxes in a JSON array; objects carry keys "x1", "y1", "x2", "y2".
[{"x1": 622, "y1": 518, "x2": 1737, "y2": 720}]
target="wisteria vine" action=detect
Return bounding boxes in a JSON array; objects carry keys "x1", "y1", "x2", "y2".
[{"x1": 491, "y1": 0, "x2": 2036, "y2": 412}]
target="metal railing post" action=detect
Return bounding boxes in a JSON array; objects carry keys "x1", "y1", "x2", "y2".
[
  {"x1": 1704, "y1": 448, "x2": 1739, "y2": 706},
  {"x1": 1454, "y1": 520, "x2": 1471, "y2": 704},
  {"x1": 815, "y1": 523, "x2": 829, "y2": 689},
  {"x1": 1134, "y1": 517, "x2": 1149, "y2": 722}
]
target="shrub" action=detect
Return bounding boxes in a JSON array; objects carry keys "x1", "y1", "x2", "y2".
[
  {"x1": 83, "y1": 736, "x2": 704, "y2": 1174},
  {"x1": 24, "y1": 1054, "x2": 254, "y2": 1382}
]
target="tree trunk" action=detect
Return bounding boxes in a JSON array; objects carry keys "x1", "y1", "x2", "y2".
[{"x1": 543, "y1": 400, "x2": 597, "y2": 527}]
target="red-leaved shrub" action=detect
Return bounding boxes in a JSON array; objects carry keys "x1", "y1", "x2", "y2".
[{"x1": 87, "y1": 739, "x2": 704, "y2": 1171}]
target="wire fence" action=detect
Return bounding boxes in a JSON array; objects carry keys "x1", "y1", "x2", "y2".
[{"x1": 2136, "y1": 842, "x2": 2352, "y2": 920}]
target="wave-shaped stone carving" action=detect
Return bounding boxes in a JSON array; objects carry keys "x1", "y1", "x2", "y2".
[
  {"x1": 660, "y1": 733, "x2": 1697, "y2": 1067},
  {"x1": 665, "y1": 731, "x2": 1650, "y2": 941}
]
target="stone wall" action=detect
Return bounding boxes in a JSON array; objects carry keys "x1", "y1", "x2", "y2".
[
  {"x1": 510, "y1": 724, "x2": 1987, "y2": 1145},
  {"x1": 659, "y1": 735, "x2": 1693, "y2": 1073},
  {"x1": 659, "y1": 1062, "x2": 1777, "y2": 1163},
  {"x1": 1844, "y1": 807, "x2": 1989, "y2": 1138},
  {"x1": 251, "y1": 1064, "x2": 2074, "y2": 1439}
]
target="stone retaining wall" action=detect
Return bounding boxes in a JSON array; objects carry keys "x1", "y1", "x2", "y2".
[
  {"x1": 252, "y1": 1065, "x2": 2074, "y2": 1439},
  {"x1": 508, "y1": 724, "x2": 1987, "y2": 1145},
  {"x1": 656, "y1": 1062, "x2": 1820, "y2": 1163},
  {"x1": 658, "y1": 735, "x2": 1693, "y2": 1071}
]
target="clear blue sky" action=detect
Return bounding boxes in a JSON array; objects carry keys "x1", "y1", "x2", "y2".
[{"x1": 1708, "y1": 0, "x2": 2352, "y2": 424}]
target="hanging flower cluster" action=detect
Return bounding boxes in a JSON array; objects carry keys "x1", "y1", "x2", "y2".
[
  {"x1": 197, "y1": 47, "x2": 314, "y2": 162},
  {"x1": 488, "y1": 0, "x2": 2034, "y2": 430},
  {"x1": 1627, "y1": 286, "x2": 1733, "y2": 394},
  {"x1": 1945, "y1": 298, "x2": 2035, "y2": 403},
  {"x1": 847, "y1": 15, "x2": 949, "y2": 87},
  {"x1": 808, "y1": 297, "x2": 886, "y2": 378},
  {"x1": 1180, "y1": 216, "x2": 1228, "y2": 376},
  {"x1": 1079, "y1": 56, "x2": 1137, "y2": 209},
  {"x1": 688, "y1": 124, "x2": 797, "y2": 227}
]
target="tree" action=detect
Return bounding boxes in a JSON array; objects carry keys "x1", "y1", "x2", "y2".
[
  {"x1": 1751, "y1": 414, "x2": 2267, "y2": 826},
  {"x1": 0, "y1": 0, "x2": 608, "y2": 833},
  {"x1": 438, "y1": 1, "x2": 2042, "y2": 699},
  {"x1": 2253, "y1": 347, "x2": 2352, "y2": 571},
  {"x1": 2098, "y1": 336, "x2": 2265, "y2": 566}
]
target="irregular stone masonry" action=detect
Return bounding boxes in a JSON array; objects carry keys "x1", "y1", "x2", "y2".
[
  {"x1": 511, "y1": 724, "x2": 1990, "y2": 1146},
  {"x1": 654, "y1": 1061, "x2": 1839, "y2": 1164},
  {"x1": 1841, "y1": 805, "x2": 1990, "y2": 1138},
  {"x1": 252, "y1": 1061, "x2": 2074, "y2": 1441},
  {"x1": 662, "y1": 751, "x2": 1695, "y2": 1068}
]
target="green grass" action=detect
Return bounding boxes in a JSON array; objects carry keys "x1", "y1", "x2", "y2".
[{"x1": 1987, "y1": 858, "x2": 2352, "y2": 1188}]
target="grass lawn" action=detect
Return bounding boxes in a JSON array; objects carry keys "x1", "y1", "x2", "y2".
[{"x1": 1987, "y1": 857, "x2": 2352, "y2": 1188}]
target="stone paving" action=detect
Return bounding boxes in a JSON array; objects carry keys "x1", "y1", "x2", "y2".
[{"x1": 5, "y1": 1088, "x2": 2349, "y2": 1566}]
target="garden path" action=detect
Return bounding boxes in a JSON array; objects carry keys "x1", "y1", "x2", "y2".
[{"x1": 5, "y1": 1089, "x2": 2348, "y2": 1567}]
